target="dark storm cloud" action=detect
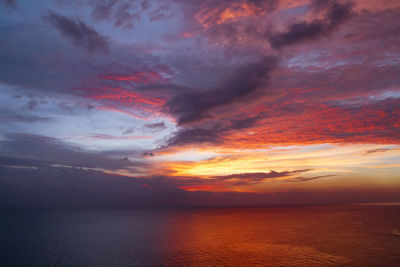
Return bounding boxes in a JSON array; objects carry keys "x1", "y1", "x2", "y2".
[
  {"x1": 45, "y1": 11, "x2": 110, "y2": 53},
  {"x1": 164, "y1": 56, "x2": 278, "y2": 124},
  {"x1": 268, "y1": 1, "x2": 354, "y2": 49}
]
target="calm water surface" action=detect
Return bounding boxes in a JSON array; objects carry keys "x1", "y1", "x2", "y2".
[{"x1": 1, "y1": 205, "x2": 399, "y2": 266}]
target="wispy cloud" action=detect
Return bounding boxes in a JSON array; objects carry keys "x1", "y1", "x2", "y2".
[
  {"x1": 44, "y1": 11, "x2": 110, "y2": 53},
  {"x1": 364, "y1": 147, "x2": 400, "y2": 155},
  {"x1": 212, "y1": 169, "x2": 312, "y2": 181}
]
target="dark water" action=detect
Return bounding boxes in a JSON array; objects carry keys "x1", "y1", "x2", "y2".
[{"x1": 1, "y1": 205, "x2": 399, "y2": 266}]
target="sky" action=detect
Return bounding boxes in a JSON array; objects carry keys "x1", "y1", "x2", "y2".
[{"x1": 0, "y1": 0, "x2": 399, "y2": 208}]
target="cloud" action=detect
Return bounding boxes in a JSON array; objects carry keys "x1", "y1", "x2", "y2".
[
  {"x1": 268, "y1": 1, "x2": 354, "y2": 49},
  {"x1": 113, "y1": 3, "x2": 141, "y2": 28},
  {"x1": 206, "y1": 169, "x2": 313, "y2": 186},
  {"x1": 0, "y1": 0, "x2": 399, "y2": 208},
  {"x1": 91, "y1": 4, "x2": 112, "y2": 22},
  {"x1": 1, "y1": 0, "x2": 17, "y2": 8},
  {"x1": 212, "y1": 169, "x2": 312, "y2": 180},
  {"x1": 364, "y1": 147, "x2": 400, "y2": 155},
  {"x1": 165, "y1": 126, "x2": 222, "y2": 147},
  {"x1": 158, "y1": 1, "x2": 393, "y2": 149},
  {"x1": 0, "y1": 133, "x2": 148, "y2": 171},
  {"x1": 143, "y1": 152, "x2": 155, "y2": 157},
  {"x1": 285, "y1": 174, "x2": 336, "y2": 182},
  {"x1": 164, "y1": 79, "x2": 400, "y2": 148},
  {"x1": 44, "y1": 11, "x2": 110, "y2": 53},
  {"x1": 164, "y1": 56, "x2": 278, "y2": 124},
  {"x1": 87, "y1": 134, "x2": 152, "y2": 140},
  {"x1": 145, "y1": 122, "x2": 167, "y2": 130},
  {"x1": 90, "y1": 0, "x2": 171, "y2": 28},
  {"x1": 0, "y1": 109, "x2": 51, "y2": 123},
  {"x1": 169, "y1": 169, "x2": 315, "y2": 191},
  {"x1": 141, "y1": 0, "x2": 151, "y2": 10},
  {"x1": 187, "y1": 0, "x2": 277, "y2": 28},
  {"x1": 0, "y1": 157, "x2": 186, "y2": 210},
  {"x1": 2, "y1": 161, "x2": 399, "y2": 209}
]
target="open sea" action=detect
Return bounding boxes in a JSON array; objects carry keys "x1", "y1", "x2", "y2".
[{"x1": 1, "y1": 205, "x2": 399, "y2": 266}]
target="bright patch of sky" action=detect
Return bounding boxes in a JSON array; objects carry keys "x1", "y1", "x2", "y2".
[{"x1": 0, "y1": 85, "x2": 175, "y2": 151}]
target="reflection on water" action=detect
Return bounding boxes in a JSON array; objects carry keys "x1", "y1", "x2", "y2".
[{"x1": 1, "y1": 206, "x2": 399, "y2": 266}]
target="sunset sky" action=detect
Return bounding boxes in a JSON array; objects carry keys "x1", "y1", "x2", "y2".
[{"x1": 1, "y1": 0, "x2": 399, "y2": 208}]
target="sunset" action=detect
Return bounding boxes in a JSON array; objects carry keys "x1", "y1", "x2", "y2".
[{"x1": 1, "y1": 0, "x2": 399, "y2": 266}]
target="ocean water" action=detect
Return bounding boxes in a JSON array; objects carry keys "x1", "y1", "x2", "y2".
[{"x1": 1, "y1": 205, "x2": 399, "y2": 266}]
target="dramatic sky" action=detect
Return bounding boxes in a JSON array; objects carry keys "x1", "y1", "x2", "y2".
[{"x1": 1, "y1": 0, "x2": 399, "y2": 208}]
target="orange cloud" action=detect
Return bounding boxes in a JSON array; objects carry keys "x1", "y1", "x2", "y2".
[
  {"x1": 151, "y1": 142, "x2": 400, "y2": 192},
  {"x1": 182, "y1": 32, "x2": 194, "y2": 38},
  {"x1": 196, "y1": 3, "x2": 262, "y2": 28},
  {"x1": 179, "y1": 184, "x2": 227, "y2": 192}
]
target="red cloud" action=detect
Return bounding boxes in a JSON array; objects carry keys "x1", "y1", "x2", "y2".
[
  {"x1": 224, "y1": 98, "x2": 400, "y2": 147},
  {"x1": 88, "y1": 87, "x2": 165, "y2": 106},
  {"x1": 100, "y1": 70, "x2": 169, "y2": 84}
]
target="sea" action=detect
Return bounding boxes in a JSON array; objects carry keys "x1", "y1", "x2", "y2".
[{"x1": 1, "y1": 205, "x2": 399, "y2": 266}]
